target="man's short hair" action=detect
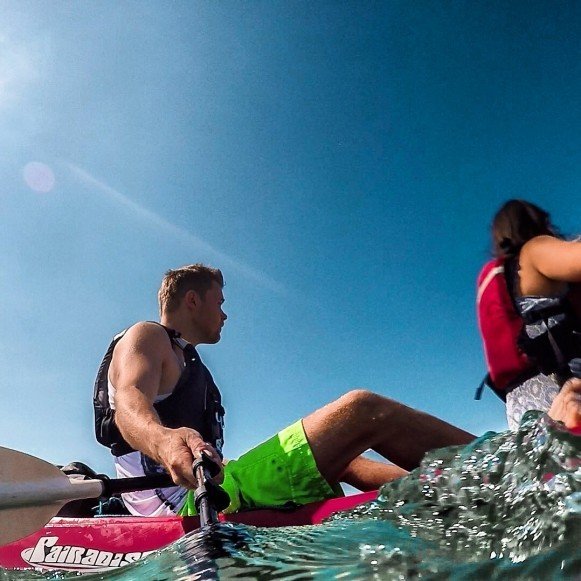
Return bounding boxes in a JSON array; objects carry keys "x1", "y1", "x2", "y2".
[{"x1": 158, "y1": 264, "x2": 224, "y2": 315}]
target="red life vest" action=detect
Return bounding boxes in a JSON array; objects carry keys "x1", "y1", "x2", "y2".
[{"x1": 476, "y1": 258, "x2": 535, "y2": 392}]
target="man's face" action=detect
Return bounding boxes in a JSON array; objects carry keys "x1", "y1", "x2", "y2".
[{"x1": 194, "y1": 281, "x2": 227, "y2": 344}]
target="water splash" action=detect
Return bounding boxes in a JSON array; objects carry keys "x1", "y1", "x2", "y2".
[{"x1": 343, "y1": 411, "x2": 580, "y2": 560}]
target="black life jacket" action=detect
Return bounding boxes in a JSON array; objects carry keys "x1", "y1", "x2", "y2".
[
  {"x1": 93, "y1": 324, "x2": 225, "y2": 457},
  {"x1": 507, "y1": 258, "x2": 581, "y2": 385}
]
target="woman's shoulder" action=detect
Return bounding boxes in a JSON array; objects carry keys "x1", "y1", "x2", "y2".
[
  {"x1": 522, "y1": 234, "x2": 560, "y2": 250},
  {"x1": 520, "y1": 235, "x2": 568, "y2": 265},
  {"x1": 521, "y1": 235, "x2": 581, "y2": 288}
]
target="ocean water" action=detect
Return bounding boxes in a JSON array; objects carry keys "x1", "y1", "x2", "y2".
[{"x1": 2, "y1": 411, "x2": 580, "y2": 579}]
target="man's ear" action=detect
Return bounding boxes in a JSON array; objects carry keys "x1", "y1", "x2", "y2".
[{"x1": 185, "y1": 289, "x2": 201, "y2": 308}]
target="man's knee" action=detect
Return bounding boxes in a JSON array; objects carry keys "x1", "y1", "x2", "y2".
[{"x1": 337, "y1": 389, "x2": 394, "y2": 421}]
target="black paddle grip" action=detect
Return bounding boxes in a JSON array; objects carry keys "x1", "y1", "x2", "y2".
[
  {"x1": 193, "y1": 454, "x2": 230, "y2": 518},
  {"x1": 192, "y1": 453, "x2": 222, "y2": 479},
  {"x1": 103, "y1": 473, "x2": 175, "y2": 497}
]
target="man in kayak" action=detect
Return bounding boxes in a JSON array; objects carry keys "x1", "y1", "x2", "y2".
[{"x1": 93, "y1": 263, "x2": 579, "y2": 517}]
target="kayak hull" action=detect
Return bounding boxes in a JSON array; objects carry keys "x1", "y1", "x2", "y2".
[{"x1": 0, "y1": 491, "x2": 376, "y2": 572}]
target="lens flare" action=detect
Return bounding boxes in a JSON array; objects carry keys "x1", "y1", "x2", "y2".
[{"x1": 23, "y1": 162, "x2": 55, "y2": 193}]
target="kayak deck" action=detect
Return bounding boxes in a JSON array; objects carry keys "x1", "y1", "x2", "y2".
[{"x1": 0, "y1": 491, "x2": 377, "y2": 572}]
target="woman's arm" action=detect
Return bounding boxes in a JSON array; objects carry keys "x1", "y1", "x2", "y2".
[{"x1": 522, "y1": 235, "x2": 581, "y2": 284}]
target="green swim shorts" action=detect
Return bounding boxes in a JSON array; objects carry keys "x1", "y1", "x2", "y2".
[{"x1": 180, "y1": 419, "x2": 343, "y2": 515}]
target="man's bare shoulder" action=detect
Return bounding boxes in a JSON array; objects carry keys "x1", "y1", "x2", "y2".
[{"x1": 115, "y1": 321, "x2": 173, "y2": 357}]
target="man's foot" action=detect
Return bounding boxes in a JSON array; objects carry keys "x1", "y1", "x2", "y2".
[{"x1": 548, "y1": 378, "x2": 581, "y2": 431}]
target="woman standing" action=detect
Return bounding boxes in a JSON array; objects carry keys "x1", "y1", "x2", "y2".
[{"x1": 477, "y1": 199, "x2": 581, "y2": 429}]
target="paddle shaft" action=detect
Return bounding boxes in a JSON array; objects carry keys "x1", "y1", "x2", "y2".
[
  {"x1": 193, "y1": 456, "x2": 219, "y2": 527},
  {"x1": 104, "y1": 473, "x2": 174, "y2": 496},
  {"x1": 0, "y1": 478, "x2": 104, "y2": 509},
  {"x1": 1, "y1": 472, "x2": 175, "y2": 510}
]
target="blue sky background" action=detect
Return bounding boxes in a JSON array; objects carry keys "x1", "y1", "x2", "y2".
[{"x1": 1, "y1": 1, "x2": 580, "y2": 476}]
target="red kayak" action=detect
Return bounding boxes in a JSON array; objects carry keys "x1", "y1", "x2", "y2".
[{"x1": 0, "y1": 491, "x2": 376, "y2": 573}]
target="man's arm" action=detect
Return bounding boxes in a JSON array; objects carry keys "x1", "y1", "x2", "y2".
[{"x1": 109, "y1": 322, "x2": 223, "y2": 488}]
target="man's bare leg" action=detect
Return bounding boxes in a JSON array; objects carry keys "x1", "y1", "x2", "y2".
[
  {"x1": 302, "y1": 389, "x2": 475, "y2": 486},
  {"x1": 340, "y1": 455, "x2": 408, "y2": 491},
  {"x1": 548, "y1": 377, "x2": 581, "y2": 429}
]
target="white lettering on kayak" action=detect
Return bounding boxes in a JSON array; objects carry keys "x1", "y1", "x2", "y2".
[{"x1": 20, "y1": 536, "x2": 154, "y2": 571}]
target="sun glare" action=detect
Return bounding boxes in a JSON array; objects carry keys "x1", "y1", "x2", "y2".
[
  {"x1": 23, "y1": 162, "x2": 55, "y2": 193},
  {"x1": 0, "y1": 31, "x2": 42, "y2": 111}
]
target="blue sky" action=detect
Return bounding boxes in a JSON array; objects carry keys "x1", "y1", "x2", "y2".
[{"x1": 1, "y1": 1, "x2": 580, "y2": 476}]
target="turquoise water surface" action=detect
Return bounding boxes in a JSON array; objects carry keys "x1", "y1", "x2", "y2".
[{"x1": 2, "y1": 411, "x2": 580, "y2": 579}]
